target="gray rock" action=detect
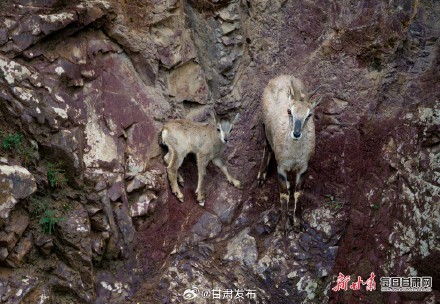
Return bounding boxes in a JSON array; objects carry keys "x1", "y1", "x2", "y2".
[
  {"x1": 92, "y1": 234, "x2": 105, "y2": 256},
  {"x1": 126, "y1": 171, "x2": 162, "y2": 193},
  {"x1": 5, "y1": 233, "x2": 33, "y2": 268},
  {"x1": 219, "y1": 55, "x2": 235, "y2": 73},
  {"x1": 130, "y1": 192, "x2": 157, "y2": 217},
  {"x1": 168, "y1": 61, "x2": 210, "y2": 104},
  {"x1": 208, "y1": 186, "x2": 241, "y2": 224},
  {"x1": 113, "y1": 201, "x2": 134, "y2": 251},
  {"x1": 0, "y1": 165, "x2": 36, "y2": 219},
  {"x1": 0, "y1": 28, "x2": 7, "y2": 46},
  {"x1": 0, "y1": 279, "x2": 12, "y2": 302},
  {"x1": 223, "y1": 227, "x2": 258, "y2": 266},
  {"x1": 50, "y1": 261, "x2": 93, "y2": 303},
  {"x1": 192, "y1": 212, "x2": 222, "y2": 240},
  {"x1": 221, "y1": 35, "x2": 235, "y2": 46},
  {"x1": 197, "y1": 242, "x2": 215, "y2": 258},
  {"x1": 108, "y1": 181, "x2": 123, "y2": 202},
  {"x1": 41, "y1": 128, "x2": 83, "y2": 186},
  {"x1": 303, "y1": 206, "x2": 346, "y2": 242},
  {"x1": 220, "y1": 22, "x2": 236, "y2": 35},
  {"x1": 34, "y1": 234, "x2": 53, "y2": 256},
  {"x1": 55, "y1": 207, "x2": 94, "y2": 293},
  {"x1": 0, "y1": 247, "x2": 8, "y2": 261},
  {"x1": 90, "y1": 211, "x2": 110, "y2": 232},
  {"x1": 2, "y1": 276, "x2": 38, "y2": 303},
  {"x1": 0, "y1": 211, "x2": 29, "y2": 251},
  {"x1": 95, "y1": 271, "x2": 131, "y2": 304},
  {"x1": 218, "y1": 5, "x2": 240, "y2": 22}
]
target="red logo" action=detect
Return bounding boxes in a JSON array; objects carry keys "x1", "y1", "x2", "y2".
[{"x1": 333, "y1": 272, "x2": 376, "y2": 292}]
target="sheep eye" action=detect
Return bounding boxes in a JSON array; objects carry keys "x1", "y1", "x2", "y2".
[
  {"x1": 217, "y1": 127, "x2": 221, "y2": 132},
  {"x1": 287, "y1": 109, "x2": 292, "y2": 115}
]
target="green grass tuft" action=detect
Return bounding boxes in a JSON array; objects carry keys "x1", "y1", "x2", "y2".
[
  {"x1": 40, "y1": 209, "x2": 65, "y2": 234},
  {"x1": 1, "y1": 132, "x2": 22, "y2": 150},
  {"x1": 47, "y1": 162, "x2": 68, "y2": 188}
]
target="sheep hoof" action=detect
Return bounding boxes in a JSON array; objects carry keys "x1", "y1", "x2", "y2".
[
  {"x1": 175, "y1": 192, "x2": 184, "y2": 203},
  {"x1": 197, "y1": 193, "x2": 205, "y2": 203},
  {"x1": 178, "y1": 174, "x2": 184, "y2": 186},
  {"x1": 232, "y1": 179, "x2": 242, "y2": 189}
]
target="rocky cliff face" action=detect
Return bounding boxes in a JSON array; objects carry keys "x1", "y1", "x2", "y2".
[{"x1": 0, "y1": 0, "x2": 438, "y2": 303}]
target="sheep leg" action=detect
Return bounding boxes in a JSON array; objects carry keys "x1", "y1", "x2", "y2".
[
  {"x1": 195, "y1": 155, "x2": 209, "y2": 206},
  {"x1": 291, "y1": 190, "x2": 301, "y2": 233},
  {"x1": 167, "y1": 150, "x2": 185, "y2": 202},
  {"x1": 164, "y1": 152, "x2": 184, "y2": 185},
  {"x1": 292, "y1": 167, "x2": 308, "y2": 231},
  {"x1": 213, "y1": 158, "x2": 242, "y2": 189},
  {"x1": 257, "y1": 126, "x2": 272, "y2": 186},
  {"x1": 277, "y1": 168, "x2": 291, "y2": 236}
]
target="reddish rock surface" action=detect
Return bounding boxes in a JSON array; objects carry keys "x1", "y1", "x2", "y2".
[{"x1": 0, "y1": 0, "x2": 438, "y2": 303}]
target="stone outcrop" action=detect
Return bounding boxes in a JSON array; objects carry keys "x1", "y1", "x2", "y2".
[
  {"x1": 0, "y1": 164, "x2": 36, "y2": 269},
  {"x1": 0, "y1": 165, "x2": 36, "y2": 220},
  {"x1": 0, "y1": 0, "x2": 438, "y2": 303}
]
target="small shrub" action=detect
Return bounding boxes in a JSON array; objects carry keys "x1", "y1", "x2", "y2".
[
  {"x1": 40, "y1": 210, "x2": 65, "y2": 234},
  {"x1": 61, "y1": 201, "x2": 73, "y2": 213},
  {"x1": 0, "y1": 132, "x2": 35, "y2": 165},
  {"x1": 324, "y1": 194, "x2": 344, "y2": 212},
  {"x1": 1, "y1": 132, "x2": 22, "y2": 150},
  {"x1": 19, "y1": 145, "x2": 34, "y2": 166},
  {"x1": 47, "y1": 162, "x2": 67, "y2": 187},
  {"x1": 27, "y1": 196, "x2": 50, "y2": 216}
]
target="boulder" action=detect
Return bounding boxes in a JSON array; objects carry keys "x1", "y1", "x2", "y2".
[
  {"x1": 0, "y1": 210, "x2": 29, "y2": 256},
  {"x1": 5, "y1": 233, "x2": 33, "y2": 268},
  {"x1": 223, "y1": 227, "x2": 258, "y2": 266},
  {"x1": 34, "y1": 234, "x2": 53, "y2": 256},
  {"x1": 55, "y1": 207, "x2": 94, "y2": 295},
  {"x1": 129, "y1": 192, "x2": 157, "y2": 217},
  {"x1": 90, "y1": 211, "x2": 111, "y2": 232},
  {"x1": 0, "y1": 276, "x2": 38, "y2": 303},
  {"x1": 168, "y1": 61, "x2": 210, "y2": 104},
  {"x1": 50, "y1": 261, "x2": 92, "y2": 303},
  {"x1": 0, "y1": 165, "x2": 36, "y2": 219},
  {"x1": 126, "y1": 170, "x2": 163, "y2": 193},
  {"x1": 192, "y1": 212, "x2": 222, "y2": 240}
]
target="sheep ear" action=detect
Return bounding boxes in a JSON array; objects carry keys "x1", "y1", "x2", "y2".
[
  {"x1": 212, "y1": 110, "x2": 219, "y2": 122},
  {"x1": 311, "y1": 95, "x2": 322, "y2": 109},
  {"x1": 233, "y1": 113, "x2": 240, "y2": 123},
  {"x1": 290, "y1": 79, "x2": 302, "y2": 101}
]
